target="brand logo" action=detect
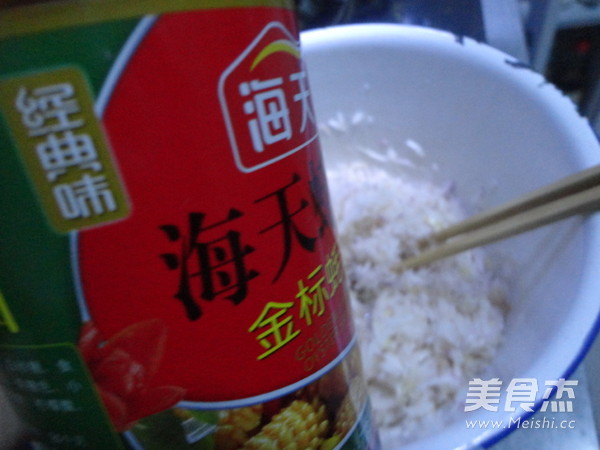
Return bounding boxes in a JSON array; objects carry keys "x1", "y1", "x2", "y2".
[{"x1": 219, "y1": 22, "x2": 319, "y2": 173}]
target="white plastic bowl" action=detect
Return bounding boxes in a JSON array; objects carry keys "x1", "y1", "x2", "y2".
[{"x1": 301, "y1": 24, "x2": 600, "y2": 449}]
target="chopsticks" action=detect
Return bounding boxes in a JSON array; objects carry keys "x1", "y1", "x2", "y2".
[{"x1": 397, "y1": 164, "x2": 600, "y2": 271}]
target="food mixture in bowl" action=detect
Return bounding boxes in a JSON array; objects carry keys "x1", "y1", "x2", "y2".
[{"x1": 326, "y1": 162, "x2": 509, "y2": 447}]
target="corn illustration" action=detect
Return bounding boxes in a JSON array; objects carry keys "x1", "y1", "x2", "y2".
[
  {"x1": 214, "y1": 404, "x2": 264, "y2": 449},
  {"x1": 243, "y1": 399, "x2": 329, "y2": 450}
]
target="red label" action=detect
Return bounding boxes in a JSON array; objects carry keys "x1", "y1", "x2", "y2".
[{"x1": 77, "y1": 8, "x2": 354, "y2": 406}]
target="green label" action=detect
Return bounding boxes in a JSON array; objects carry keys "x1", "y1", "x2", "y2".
[
  {"x1": 0, "y1": 343, "x2": 123, "y2": 448},
  {"x1": 0, "y1": 66, "x2": 130, "y2": 233}
]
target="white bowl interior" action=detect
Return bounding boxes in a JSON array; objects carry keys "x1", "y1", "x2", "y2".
[{"x1": 301, "y1": 24, "x2": 600, "y2": 449}]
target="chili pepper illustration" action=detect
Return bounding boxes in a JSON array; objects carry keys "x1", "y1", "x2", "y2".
[{"x1": 78, "y1": 319, "x2": 186, "y2": 431}]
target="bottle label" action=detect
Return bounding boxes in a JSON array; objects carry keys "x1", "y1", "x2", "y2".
[{"x1": 0, "y1": 2, "x2": 379, "y2": 449}]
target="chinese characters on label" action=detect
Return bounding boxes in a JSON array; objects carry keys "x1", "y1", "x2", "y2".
[
  {"x1": 2, "y1": 356, "x2": 78, "y2": 414},
  {"x1": 158, "y1": 165, "x2": 341, "y2": 361},
  {"x1": 0, "y1": 67, "x2": 129, "y2": 232},
  {"x1": 465, "y1": 377, "x2": 578, "y2": 413},
  {"x1": 159, "y1": 168, "x2": 330, "y2": 323},
  {"x1": 248, "y1": 301, "x2": 300, "y2": 360},
  {"x1": 0, "y1": 344, "x2": 120, "y2": 448},
  {"x1": 159, "y1": 210, "x2": 259, "y2": 321},
  {"x1": 239, "y1": 67, "x2": 314, "y2": 154},
  {"x1": 249, "y1": 245, "x2": 344, "y2": 361},
  {"x1": 220, "y1": 22, "x2": 319, "y2": 173}
]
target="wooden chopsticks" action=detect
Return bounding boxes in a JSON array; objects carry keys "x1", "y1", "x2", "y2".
[{"x1": 397, "y1": 164, "x2": 600, "y2": 271}]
